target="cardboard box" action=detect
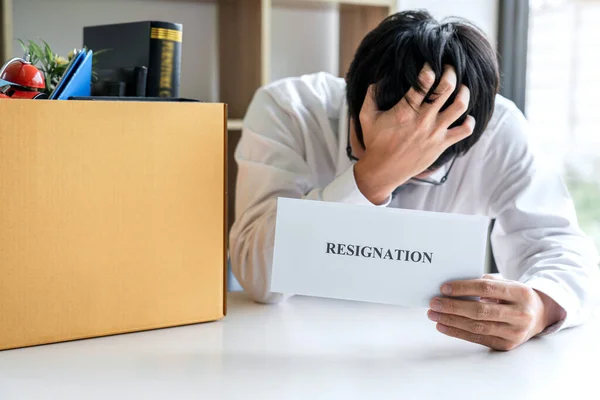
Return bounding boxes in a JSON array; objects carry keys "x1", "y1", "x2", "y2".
[{"x1": 0, "y1": 100, "x2": 227, "y2": 351}]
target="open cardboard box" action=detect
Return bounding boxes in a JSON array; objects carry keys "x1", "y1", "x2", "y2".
[{"x1": 0, "y1": 100, "x2": 227, "y2": 351}]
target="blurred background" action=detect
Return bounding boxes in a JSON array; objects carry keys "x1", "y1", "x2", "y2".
[
  {"x1": 1, "y1": 0, "x2": 598, "y2": 254},
  {"x1": 527, "y1": 0, "x2": 600, "y2": 250}
]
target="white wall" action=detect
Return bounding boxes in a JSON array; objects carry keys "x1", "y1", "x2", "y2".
[
  {"x1": 12, "y1": 0, "x2": 498, "y2": 100},
  {"x1": 271, "y1": 4, "x2": 339, "y2": 82},
  {"x1": 399, "y1": 0, "x2": 499, "y2": 45}
]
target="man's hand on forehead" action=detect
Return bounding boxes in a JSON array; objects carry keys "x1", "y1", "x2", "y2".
[{"x1": 353, "y1": 63, "x2": 474, "y2": 205}]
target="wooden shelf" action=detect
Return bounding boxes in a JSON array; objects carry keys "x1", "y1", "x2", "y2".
[
  {"x1": 339, "y1": 3, "x2": 390, "y2": 75},
  {"x1": 2, "y1": 0, "x2": 395, "y2": 119},
  {"x1": 227, "y1": 119, "x2": 243, "y2": 131},
  {"x1": 218, "y1": 0, "x2": 394, "y2": 119},
  {"x1": 219, "y1": 0, "x2": 271, "y2": 120}
]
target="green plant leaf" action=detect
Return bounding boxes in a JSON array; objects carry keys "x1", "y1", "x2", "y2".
[
  {"x1": 17, "y1": 39, "x2": 28, "y2": 56},
  {"x1": 28, "y1": 40, "x2": 44, "y2": 66},
  {"x1": 42, "y1": 40, "x2": 54, "y2": 62},
  {"x1": 13, "y1": 38, "x2": 104, "y2": 94}
]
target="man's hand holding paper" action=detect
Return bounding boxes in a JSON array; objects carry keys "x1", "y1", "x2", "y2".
[{"x1": 429, "y1": 275, "x2": 566, "y2": 351}]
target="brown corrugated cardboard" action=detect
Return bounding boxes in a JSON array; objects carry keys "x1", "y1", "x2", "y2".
[{"x1": 0, "y1": 100, "x2": 226, "y2": 351}]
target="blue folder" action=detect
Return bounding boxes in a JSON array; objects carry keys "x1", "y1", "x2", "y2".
[{"x1": 50, "y1": 50, "x2": 93, "y2": 100}]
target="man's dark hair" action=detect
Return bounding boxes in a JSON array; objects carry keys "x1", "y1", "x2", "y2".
[{"x1": 345, "y1": 10, "x2": 500, "y2": 169}]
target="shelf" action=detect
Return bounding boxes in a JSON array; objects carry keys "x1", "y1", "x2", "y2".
[{"x1": 227, "y1": 119, "x2": 244, "y2": 131}]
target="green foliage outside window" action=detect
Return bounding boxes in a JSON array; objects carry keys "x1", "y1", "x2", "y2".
[{"x1": 564, "y1": 167, "x2": 600, "y2": 261}]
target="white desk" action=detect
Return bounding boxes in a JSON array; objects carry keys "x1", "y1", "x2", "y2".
[{"x1": 0, "y1": 292, "x2": 598, "y2": 400}]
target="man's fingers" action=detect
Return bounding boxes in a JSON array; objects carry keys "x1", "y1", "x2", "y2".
[
  {"x1": 428, "y1": 310, "x2": 519, "y2": 341},
  {"x1": 359, "y1": 84, "x2": 379, "y2": 125},
  {"x1": 401, "y1": 63, "x2": 436, "y2": 110},
  {"x1": 480, "y1": 274, "x2": 504, "y2": 303},
  {"x1": 430, "y1": 297, "x2": 519, "y2": 323},
  {"x1": 445, "y1": 115, "x2": 475, "y2": 145},
  {"x1": 424, "y1": 65, "x2": 457, "y2": 112},
  {"x1": 483, "y1": 274, "x2": 505, "y2": 281},
  {"x1": 480, "y1": 297, "x2": 501, "y2": 304},
  {"x1": 441, "y1": 278, "x2": 530, "y2": 303},
  {"x1": 435, "y1": 324, "x2": 517, "y2": 351},
  {"x1": 438, "y1": 84, "x2": 470, "y2": 128},
  {"x1": 480, "y1": 275, "x2": 508, "y2": 302}
]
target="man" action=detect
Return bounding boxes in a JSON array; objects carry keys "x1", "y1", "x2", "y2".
[{"x1": 229, "y1": 10, "x2": 600, "y2": 351}]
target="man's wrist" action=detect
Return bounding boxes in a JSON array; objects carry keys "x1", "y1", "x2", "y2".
[
  {"x1": 354, "y1": 159, "x2": 394, "y2": 205},
  {"x1": 535, "y1": 289, "x2": 566, "y2": 332}
]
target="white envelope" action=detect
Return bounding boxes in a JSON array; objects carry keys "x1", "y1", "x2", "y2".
[{"x1": 271, "y1": 198, "x2": 490, "y2": 307}]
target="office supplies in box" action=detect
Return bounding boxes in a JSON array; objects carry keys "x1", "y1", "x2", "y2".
[
  {"x1": 0, "y1": 58, "x2": 48, "y2": 99},
  {"x1": 49, "y1": 49, "x2": 93, "y2": 99},
  {"x1": 84, "y1": 21, "x2": 182, "y2": 98}
]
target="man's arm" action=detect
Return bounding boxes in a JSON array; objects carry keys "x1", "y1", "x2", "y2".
[
  {"x1": 426, "y1": 100, "x2": 600, "y2": 350},
  {"x1": 484, "y1": 103, "x2": 600, "y2": 332},
  {"x1": 229, "y1": 87, "x2": 386, "y2": 304}
]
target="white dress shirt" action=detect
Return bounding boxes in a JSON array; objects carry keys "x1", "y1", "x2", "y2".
[{"x1": 229, "y1": 72, "x2": 600, "y2": 333}]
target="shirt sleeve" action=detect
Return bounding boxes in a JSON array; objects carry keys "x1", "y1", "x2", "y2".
[
  {"x1": 229, "y1": 87, "x2": 389, "y2": 304},
  {"x1": 483, "y1": 103, "x2": 600, "y2": 333}
]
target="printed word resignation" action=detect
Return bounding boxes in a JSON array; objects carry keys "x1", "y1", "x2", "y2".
[{"x1": 326, "y1": 242, "x2": 433, "y2": 264}]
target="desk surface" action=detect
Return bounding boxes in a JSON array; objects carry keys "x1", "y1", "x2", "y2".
[{"x1": 0, "y1": 292, "x2": 598, "y2": 400}]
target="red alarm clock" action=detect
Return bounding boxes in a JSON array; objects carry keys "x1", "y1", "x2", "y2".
[{"x1": 0, "y1": 57, "x2": 48, "y2": 99}]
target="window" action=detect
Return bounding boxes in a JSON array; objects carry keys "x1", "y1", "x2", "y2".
[{"x1": 526, "y1": 0, "x2": 600, "y2": 252}]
